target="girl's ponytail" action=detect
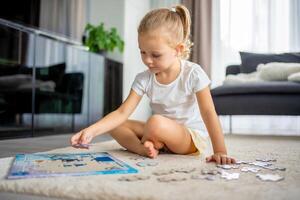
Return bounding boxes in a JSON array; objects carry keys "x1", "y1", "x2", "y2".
[{"x1": 174, "y1": 5, "x2": 193, "y2": 59}]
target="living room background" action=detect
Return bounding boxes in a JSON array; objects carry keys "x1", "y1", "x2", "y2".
[{"x1": 211, "y1": 0, "x2": 300, "y2": 135}]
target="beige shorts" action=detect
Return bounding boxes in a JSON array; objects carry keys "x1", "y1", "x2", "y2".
[
  {"x1": 160, "y1": 128, "x2": 208, "y2": 156},
  {"x1": 187, "y1": 128, "x2": 208, "y2": 156}
]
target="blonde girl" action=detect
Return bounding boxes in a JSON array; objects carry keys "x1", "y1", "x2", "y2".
[{"x1": 71, "y1": 5, "x2": 235, "y2": 165}]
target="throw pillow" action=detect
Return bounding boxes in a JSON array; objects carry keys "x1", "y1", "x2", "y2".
[
  {"x1": 257, "y1": 62, "x2": 300, "y2": 81},
  {"x1": 288, "y1": 72, "x2": 300, "y2": 82},
  {"x1": 239, "y1": 52, "x2": 300, "y2": 73}
]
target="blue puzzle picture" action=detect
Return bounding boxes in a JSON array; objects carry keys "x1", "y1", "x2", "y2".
[{"x1": 7, "y1": 152, "x2": 138, "y2": 179}]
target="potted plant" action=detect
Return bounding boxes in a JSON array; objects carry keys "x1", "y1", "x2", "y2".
[{"x1": 83, "y1": 22, "x2": 124, "y2": 54}]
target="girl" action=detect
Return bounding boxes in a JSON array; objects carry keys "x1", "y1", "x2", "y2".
[{"x1": 71, "y1": 5, "x2": 235, "y2": 165}]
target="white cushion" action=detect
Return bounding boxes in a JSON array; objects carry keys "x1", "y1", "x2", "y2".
[
  {"x1": 257, "y1": 62, "x2": 300, "y2": 81},
  {"x1": 288, "y1": 72, "x2": 300, "y2": 82},
  {"x1": 223, "y1": 71, "x2": 263, "y2": 85}
]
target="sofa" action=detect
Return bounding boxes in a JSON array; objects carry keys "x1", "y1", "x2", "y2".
[
  {"x1": 211, "y1": 52, "x2": 300, "y2": 130},
  {"x1": 0, "y1": 63, "x2": 84, "y2": 125}
]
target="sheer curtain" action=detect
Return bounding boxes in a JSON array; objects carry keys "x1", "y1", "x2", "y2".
[
  {"x1": 182, "y1": 0, "x2": 212, "y2": 77},
  {"x1": 211, "y1": 0, "x2": 300, "y2": 135},
  {"x1": 211, "y1": 0, "x2": 300, "y2": 87}
]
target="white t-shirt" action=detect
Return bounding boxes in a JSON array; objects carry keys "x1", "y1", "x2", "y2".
[{"x1": 131, "y1": 59, "x2": 211, "y2": 136}]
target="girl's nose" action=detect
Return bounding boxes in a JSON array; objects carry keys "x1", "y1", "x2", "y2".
[{"x1": 144, "y1": 56, "x2": 153, "y2": 65}]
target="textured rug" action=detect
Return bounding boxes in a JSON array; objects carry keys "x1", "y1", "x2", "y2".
[{"x1": 0, "y1": 135, "x2": 299, "y2": 200}]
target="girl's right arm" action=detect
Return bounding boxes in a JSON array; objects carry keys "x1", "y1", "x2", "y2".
[{"x1": 70, "y1": 90, "x2": 142, "y2": 146}]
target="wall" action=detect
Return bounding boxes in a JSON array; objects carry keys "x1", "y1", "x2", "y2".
[
  {"x1": 123, "y1": 0, "x2": 152, "y2": 121},
  {"x1": 87, "y1": 0, "x2": 152, "y2": 121},
  {"x1": 86, "y1": 0, "x2": 125, "y2": 63}
]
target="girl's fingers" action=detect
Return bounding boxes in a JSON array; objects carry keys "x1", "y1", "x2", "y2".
[
  {"x1": 71, "y1": 132, "x2": 81, "y2": 145},
  {"x1": 84, "y1": 135, "x2": 92, "y2": 144},
  {"x1": 79, "y1": 133, "x2": 92, "y2": 145},
  {"x1": 214, "y1": 155, "x2": 221, "y2": 164},
  {"x1": 231, "y1": 157, "x2": 236, "y2": 164},
  {"x1": 226, "y1": 157, "x2": 232, "y2": 164},
  {"x1": 206, "y1": 155, "x2": 237, "y2": 165},
  {"x1": 205, "y1": 155, "x2": 213, "y2": 162},
  {"x1": 221, "y1": 156, "x2": 227, "y2": 165}
]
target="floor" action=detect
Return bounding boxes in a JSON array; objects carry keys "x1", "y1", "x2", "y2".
[{"x1": 0, "y1": 133, "x2": 299, "y2": 200}]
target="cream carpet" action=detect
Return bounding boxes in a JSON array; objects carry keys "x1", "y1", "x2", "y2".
[{"x1": 0, "y1": 135, "x2": 299, "y2": 200}]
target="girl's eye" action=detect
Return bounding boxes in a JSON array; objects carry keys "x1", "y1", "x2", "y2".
[
  {"x1": 140, "y1": 51, "x2": 146, "y2": 55},
  {"x1": 152, "y1": 54, "x2": 161, "y2": 58}
]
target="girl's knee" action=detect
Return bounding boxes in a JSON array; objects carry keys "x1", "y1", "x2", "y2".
[{"x1": 145, "y1": 115, "x2": 166, "y2": 138}]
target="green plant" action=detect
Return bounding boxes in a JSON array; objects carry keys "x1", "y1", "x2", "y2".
[{"x1": 84, "y1": 22, "x2": 124, "y2": 53}]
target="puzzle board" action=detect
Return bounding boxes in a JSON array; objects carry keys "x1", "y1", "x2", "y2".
[{"x1": 7, "y1": 152, "x2": 138, "y2": 179}]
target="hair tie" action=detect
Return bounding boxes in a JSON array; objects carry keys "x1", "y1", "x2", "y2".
[{"x1": 170, "y1": 7, "x2": 176, "y2": 13}]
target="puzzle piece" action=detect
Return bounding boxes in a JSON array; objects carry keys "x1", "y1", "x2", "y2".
[
  {"x1": 241, "y1": 166, "x2": 261, "y2": 173},
  {"x1": 249, "y1": 161, "x2": 273, "y2": 168},
  {"x1": 129, "y1": 156, "x2": 147, "y2": 161},
  {"x1": 262, "y1": 166, "x2": 286, "y2": 171},
  {"x1": 152, "y1": 169, "x2": 174, "y2": 176},
  {"x1": 256, "y1": 158, "x2": 277, "y2": 162},
  {"x1": 216, "y1": 164, "x2": 239, "y2": 170},
  {"x1": 256, "y1": 173, "x2": 284, "y2": 182},
  {"x1": 173, "y1": 168, "x2": 196, "y2": 173},
  {"x1": 220, "y1": 171, "x2": 240, "y2": 180},
  {"x1": 201, "y1": 169, "x2": 219, "y2": 175},
  {"x1": 72, "y1": 143, "x2": 91, "y2": 149},
  {"x1": 118, "y1": 175, "x2": 150, "y2": 182},
  {"x1": 157, "y1": 176, "x2": 187, "y2": 182},
  {"x1": 191, "y1": 174, "x2": 216, "y2": 181},
  {"x1": 236, "y1": 160, "x2": 251, "y2": 165},
  {"x1": 136, "y1": 160, "x2": 158, "y2": 167}
]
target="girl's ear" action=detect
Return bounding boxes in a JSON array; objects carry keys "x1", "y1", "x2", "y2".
[{"x1": 175, "y1": 43, "x2": 184, "y2": 57}]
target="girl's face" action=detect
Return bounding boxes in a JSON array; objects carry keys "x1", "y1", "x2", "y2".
[{"x1": 138, "y1": 31, "x2": 181, "y2": 74}]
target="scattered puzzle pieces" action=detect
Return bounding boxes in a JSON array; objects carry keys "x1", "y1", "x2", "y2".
[
  {"x1": 173, "y1": 168, "x2": 196, "y2": 173},
  {"x1": 201, "y1": 169, "x2": 219, "y2": 175},
  {"x1": 236, "y1": 160, "x2": 251, "y2": 165},
  {"x1": 136, "y1": 160, "x2": 159, "y2": 167},
  {"x1": 262, "y1": 166, "x2": 286, "y2": 171},
  {"x1": 157, "y1": 175, "x2": 187, "y2": 182},
  {"x1": 129, "y1": 156, "x2": 147, "y2": 161},
  {"x1": 72, "y1": 143, "x2": 91, "y2": 149},
  {"x1": 118, "y1": 175, "x2": 150, "y2": 182},
  {"x1": 256, "y1": 158, "x2": 277, "y2": 162},
  {"x1": 220, "y1": 171, "x2": 240, "y2": 180},
  {"x1": 216, "y1": 164, "x2": 239, "y2": 170},
  {"x1": 152, "y1": 169, "x2": 174, "y2": 176},
  {"x1": 256, "y1": 174, "x2": 284, "y2": 182},
  {"x1": 118, "y1": 156, "x2": 287, "y2": 183},
  {"x1": 191, "y1": 174, "x2": 216, "y2": 181},
  {"x1": 241, "y1": 167, "x2": 261, "y2": 173},
  {"x1": 249, "y1": 161, "x2": 272, "y2": 168}
]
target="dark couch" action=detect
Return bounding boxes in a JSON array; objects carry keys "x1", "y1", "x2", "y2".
[
  {"x1": 211, "y1": 52, "x2": 300, "y2": 118},
  {"x1": 0, "y1": 63, "x2": 83, "y2": 125}
]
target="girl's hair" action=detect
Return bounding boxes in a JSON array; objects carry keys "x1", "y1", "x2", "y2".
[{"x1": 138, "y1": 5, "x2": 192, "y2": 59}]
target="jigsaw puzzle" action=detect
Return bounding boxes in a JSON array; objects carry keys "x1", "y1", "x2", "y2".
[{"x1": 7, "y1": 152, "x2": 138, "y2": 179}]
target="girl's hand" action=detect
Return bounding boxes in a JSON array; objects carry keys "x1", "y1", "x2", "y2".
[
  {"x1": 206, "y1": 152, "x2": 236, "y2": 165},
  {"x1": 70, "y1": 128, "x2": 95, "y2": 148}
]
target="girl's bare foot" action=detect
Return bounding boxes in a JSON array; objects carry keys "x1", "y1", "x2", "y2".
[{"x1": 143, "y1": 141, "x2": 159, "y2": 158}]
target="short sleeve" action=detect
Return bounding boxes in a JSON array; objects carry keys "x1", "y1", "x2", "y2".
[
  {"x1": 131, "y1": 71, "x2": 150, "y2": 96},
  {"x1": 189, "y1": 65, "x2": 211, "y2": 93}
]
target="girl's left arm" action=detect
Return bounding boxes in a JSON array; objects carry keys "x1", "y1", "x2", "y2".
[{"x1": 196, "y1": 86, "x2": 236, "y2": 165}]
